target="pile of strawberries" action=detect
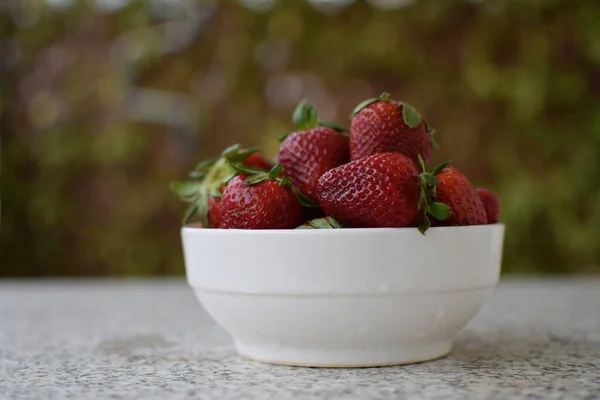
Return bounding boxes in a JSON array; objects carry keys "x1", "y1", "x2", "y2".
[{"x1": 171, "y1": 93, "x2": 500, "y2": 233}]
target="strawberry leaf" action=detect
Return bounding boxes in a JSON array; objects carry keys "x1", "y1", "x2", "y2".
[
  {"x1": 182, "y1": 201, "x2": 198, "y2": 225},
  {"x1": 432, "y1": 160, "x2": 452, "y2": 175},
  {"x1": 188, "y1": 170, "x2": 206, "y2": 179},
  {"x1": 279, "y1": 132, "x2": 293, "y2": 142},
  {"x1": 420, "y1": 172, "x2": 438, "y2": 186},
  {"x1": 418, "y1": 214, "x2": 432, "y2": 235},
  {"x1": 416, "y1": 156, "x2": 452, "y2": 234},
  {"x1": 401, "y1": 103, "x2": 422, "y2": 128},
  {"x1": 427, "y1": 126, "x2": 440, "y2": 150},
  {"x1": 296, "y1": 217, "x2": 344, "y2": 229},
  {"x1": 295, "y1": 190, "x2": 319, "y2": 208},
  {"x1": 210, "y1": 188, "x2": 222, "y2": 198},
  {"x1": 228, "y1": 162, "x2": 265, "y2": 176},
  {"x1": 245, "y1": 174, "x2": 269, "y2": 186},
  {"x1": 351, "y1": 98, "x2": 378, "y2": 117},
  {"x1": 182, "y1": 193, "x2": 209, "y2": 226},
  {"x1": 221, "y1": 144, "x2": 242, "y2": 159},
  {"x1": 293, "y1": 100, "x2": 319, "y2": 130},
  {"x1": 170, "y1": 181, "x2": 203, "y2": 198},
  {"x1": 268, "y1": 164, "x2": 283, "y2": 180},
  {"x1": 194, "y1": 157, "x2": 219, "y2": 172},
  {"x1": 326, "y1": 217, "x2": 343, "y2": 228},
  {"x1": 280, "y1": 176, "x2": 293, "y2": 186},
  {"x1": 222, "y1": 173, "x2": 237, "y2": 185},
  {"x1": 427, "y1": 202, "x2": 452, "y2": 220},
  {"x1": 319, "y1": 121, "x2": 348, "y2": 133},
  {"x1": 226, "y1": 146, "x2": 259, "y2": 163}
]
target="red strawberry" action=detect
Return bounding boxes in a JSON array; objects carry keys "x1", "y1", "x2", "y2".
[
  {"x1": 208, "y1": 196, "x2": 221, "y2": 228},
  {"x1": 277, "y1": 101, "x2": 349, "y2": 203},
  {"x1": 433, "y1": 168, "x2": 487, "y2": 226},
  {"x1": 277, "y1": 127, "x2": 349, "y2": 202},
  {"x1": 350, "y1": 93, "x2": 435, "y2": 164},
  {"x1": 219, "y1": 166, "x2": 303, "y2": 229},
  {"x1": 476, "y1": 188, "x2": 500, "y2": 224},
  {"x1": 317, "y1": 153, "x2": 422, "y2": 228},
  {"x1": 170, "y1": 144, "x2": 271, "y2": 227}
]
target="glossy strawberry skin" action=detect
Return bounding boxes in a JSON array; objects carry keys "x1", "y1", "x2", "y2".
[
  {"x1": 317, "y1": 152, "x2": 420, "y2": 228},
  {"x1": 276, "y1": 127, "x2": 349, "y2": 202},
  {"x1": 433, "y1": 168, "x2": 487, "y2": 226},
  {"x1": 476, "y1": 188, "x2": 500, "y2": 224},
  {"x1": 243, "y1": 152, "x2": 272, "y2": 171},
  {"x1": 208, "y1": 196, "x2": 221, "y2": 228},
  {"x1": 219, "y1": 175, "x2": 303, "y2": 229},
  {"x1": 351, "y1": 101, "x2": 431, "y2": 164}
]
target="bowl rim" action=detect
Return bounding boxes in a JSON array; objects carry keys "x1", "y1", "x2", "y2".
[{"x1": 182, "y1": 223, "x2": 505, "y2": 235}]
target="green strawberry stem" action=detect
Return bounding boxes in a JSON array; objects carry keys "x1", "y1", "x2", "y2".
[
  {"x1": 417, "y1": 155, "x2": 452, "y2": 235},
  {"x1": 284, "y1": 101, "x2": 348, "y2": 141}
]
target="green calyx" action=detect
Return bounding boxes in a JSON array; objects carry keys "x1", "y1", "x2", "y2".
[
  {"x1": 417, "y1": 155, "x2": 452, "y2": 235},
  {"x1": 292, "y1": 100, "x2": 320, "y2": 130},
  {"x1": 227, "y1": 162, "x2": 292, "y2": 187},
  {"x1": 228, "y1": 161, "x2": 320, "y2": 210},
  {"x1": 296, "y1": 216, "x2": 344, "y2": 229},
  {"x1": 427, "y1": 125, "x2": 440, "y2": 150},
  {"x1": 282, "y1": 100, "x2": 348, "y2": 142},
  {"x1": 170, "y1": 144, "x2": 265, "y2": 226},
  {"x1": 400, "y1": 102, "x2": 422, "y2": 128},
  {"x1": 351, "y1": 92, "x2": 391, "y2": 117}
]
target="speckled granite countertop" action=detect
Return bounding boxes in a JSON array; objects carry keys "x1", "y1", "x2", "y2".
[{"x1": 1, "y1": 279, "x2": 599, "y2": 400}]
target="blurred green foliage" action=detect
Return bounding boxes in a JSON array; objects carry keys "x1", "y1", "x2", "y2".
[{"x1": 2, "y1": 0, "x2": 600, "y2": 276}]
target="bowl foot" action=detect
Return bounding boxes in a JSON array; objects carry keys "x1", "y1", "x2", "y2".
[{"x1": 235, "y1": 340, "x2": 452, "y2": 368}]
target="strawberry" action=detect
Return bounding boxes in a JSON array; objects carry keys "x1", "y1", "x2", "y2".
[
  {"x1": 350, "y1": 92, "x2": 436, "y2": 164},
  {"x1": 219, "y1": 165, "x2": 303, "y2": 229},
  {"x1": 208, "y1": 196, "x2": 221, "y2": 228},
  {"x1": 276, "y1": 101, "x2": 349, "y2": 203},
  {"x1": 476, "y1": 188, "x2": 500, "y2": 224},
  {"x1": 317, "y1": 153, "x2": 450, "y2": 230},
  {"x1": 432, "y1": 167, "x2": 487, "y2": 226},
  {"x1": 170, "y1": 144, "x2": 270, "y2": 227}
]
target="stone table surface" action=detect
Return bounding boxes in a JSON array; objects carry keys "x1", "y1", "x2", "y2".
[{"x1": 1, "y1": 278, "x2": 599, "y2": 400}]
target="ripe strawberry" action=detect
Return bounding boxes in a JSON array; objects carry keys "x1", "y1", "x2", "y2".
[
  {"x1": 317, "y1": 153, "x2": 423, "y2": 228},
  {"x1": 350, "y1": 92, "x2": 435, "y2": 164},
  {"x1": 170, "y1": 144, "x2": 270, "y2": 227},
  {"x1": 432, "y1": 168, "x2": 487, "y2": 226},
  {"x1": 208, "y1": 196, "x2": 221, "y2": 228},
  {"x1": 219, "y1": 165, "x2": 303, "y2": 229},
  {"x1": 276, "y1": 101, "x2": 349, "y2": 203},
  {"x1": 476, "y1": 188, "x2": 500, "y2": 224}
]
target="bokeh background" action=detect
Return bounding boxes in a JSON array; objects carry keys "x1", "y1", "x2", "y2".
[{"x1": 2, "y1": 0, "x2": 600, "y2": 277}]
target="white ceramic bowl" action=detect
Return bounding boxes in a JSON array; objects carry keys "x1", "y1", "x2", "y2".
[{"x1": 182, "y1": 224, "x2": 504, "y2": 367}]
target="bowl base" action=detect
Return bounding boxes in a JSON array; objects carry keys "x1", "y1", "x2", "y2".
[{"x1": 235, "y1": 340, "x2": 452, "y2": 368}]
